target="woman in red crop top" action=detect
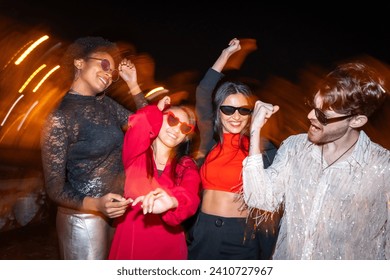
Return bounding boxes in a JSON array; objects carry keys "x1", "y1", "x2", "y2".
[{"x1": 187, "y1": 38, "x2": 281, "y2": 260}]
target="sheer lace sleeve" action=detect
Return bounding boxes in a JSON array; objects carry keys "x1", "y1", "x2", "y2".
[
  {"x1": 132, "y1": 92, "x2": 148, "y2": 110},
  {"x1": 41, "y1": 111, "x2": 85, "y2": 209}
]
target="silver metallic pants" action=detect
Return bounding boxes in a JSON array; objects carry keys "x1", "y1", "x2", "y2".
[{"x1": 56, "y1": 207, "x2": 115, "y2": 260}]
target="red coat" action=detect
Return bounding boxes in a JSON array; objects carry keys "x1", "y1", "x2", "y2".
[{"x1": 108, "y1": 105, "x2": 201, "y2": 260}]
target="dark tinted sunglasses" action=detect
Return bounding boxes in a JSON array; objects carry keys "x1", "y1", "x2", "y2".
[
  {"x1": 86, "y1": 57, "x2": 119, "y2": 82},
  {"x1": 314, "y1": 108, "x2": 355, "y2": 126},
  {"x1": 220, "y1": 105, "x2": 252, "y2": 116},
  {"x1": 165, "y1": 111, "x2": 195, "y2": 135}
]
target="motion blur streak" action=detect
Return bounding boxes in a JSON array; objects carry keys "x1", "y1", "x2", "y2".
[
  {"x1": 18, "y1": 64, "x2": 47, "y2": 93},
  {"x1": 32, "y1": 65, "x2": 60, "y2": 92},
  {"x1": 17, "y1": 100, "x2": 39, "y2": 131},
  {"x1": 145, "y1": 86, "x2": 166, "y2": 98},
  {"x1": 1, "y1": 95, "x2": 24, "y2": 127},
  {"x1": 14, "y1": 35, "x2": 49, "y2": 65}
]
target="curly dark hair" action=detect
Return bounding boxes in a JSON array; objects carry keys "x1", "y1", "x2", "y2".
[{"x1": 61, "y1": 36, "x2": 120, "y2": 81}]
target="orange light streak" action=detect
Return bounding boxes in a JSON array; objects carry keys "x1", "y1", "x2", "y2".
[
  {"x1": 144, "y1": 86, "x2": 166, "y2": 98},
  {"x1": 18, "y1": 64, "x2": 47, "y2": 93},
  {"x1": 1, "y1": 40, "x2": 33, "y2": 71},
  {"x1": 17, "y1": 100, "x2": 39, "y2": 131},
  {"x1": 14, "y1": 35, "x2": 49, "y2": 65},
  {"x1": 32, "y1": 65, "x2": 60, "y2": 92}
]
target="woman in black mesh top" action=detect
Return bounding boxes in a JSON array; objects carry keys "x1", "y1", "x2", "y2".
[{"x1": 40, "y1": 36, "x2": 146, "y2": 259}]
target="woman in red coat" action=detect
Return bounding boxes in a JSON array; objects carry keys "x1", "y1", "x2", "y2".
[{"x1": 109, "y1": 96, "x2": 201, "y2": 260}]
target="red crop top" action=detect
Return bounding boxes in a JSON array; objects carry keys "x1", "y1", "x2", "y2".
[{"x1": 200, "y1": 133, "x2": 249, "y2": 193}]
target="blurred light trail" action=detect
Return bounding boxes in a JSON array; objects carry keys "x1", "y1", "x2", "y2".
[
  {"x1": 32, "y1": 65, "x2": 60, "y2": 92},
  {"x1": 145, "y1": 86, "x2": 166, "y2": 98},
  {"x1": 18, "y1": 64, "x2": 47, "y2": 93},
  {"x1": 17, "y1": 100, "x2": 39, "y2": 131},
  {"x1": 1, "y1": 40, "x2": 33, "y2": 71},
  {"x1": 14, "y1": 35, "x2": 49, "y2": 65},
  {"x1": 1, "y1": 95, "x2": 24, "y2": 126}
]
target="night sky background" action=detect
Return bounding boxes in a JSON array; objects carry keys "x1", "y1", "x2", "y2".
[{"x1": 2, "y1": 2, "x2": 389, "y2": 82}]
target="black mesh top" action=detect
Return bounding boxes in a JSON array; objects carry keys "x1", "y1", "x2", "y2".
[{"x1": 40, "y1": 92, "x2": 146, "y2": 210}]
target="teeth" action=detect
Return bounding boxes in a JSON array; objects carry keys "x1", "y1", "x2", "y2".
[
  {"x1": 310, "y1": 124, "x2": 320, "y2": 131},
  {"x1": 167, "y1": 132, "x2": 177, "y2": 139},
  {"x1": 99, "y1": 77, "x2": 107, "y2": 85}
]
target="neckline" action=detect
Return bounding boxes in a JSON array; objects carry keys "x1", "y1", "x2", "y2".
[
  {"x1": 69, "y1": 89, "x2": 89, "y2": 96},
  {"x1": 321, "y1": 137, "x2": 359, "y2": 171},
  {"x1": 68, "y1": 89, "x2": 105, "y2": 100}
]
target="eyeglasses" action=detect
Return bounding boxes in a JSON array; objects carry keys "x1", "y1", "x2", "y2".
[
  {"x1": 86, "y1": 57, "x2": 119, "y2": 82},
  {"x1": 219, "y1": 105, "x2": 252, "y2": 116},
  {"x1": 165, "y1": 111, "x2": 195, "y2": 135},
  {"x1": 314, "y1": 108, "x2": 355, "y2": 126}
]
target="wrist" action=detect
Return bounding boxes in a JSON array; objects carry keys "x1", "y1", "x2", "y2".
[
  {"x1": 82, "y1": 196, "x2": 98, "y2": 212},
  {"x1": 171, "y1": 197, "x2": 178, "y2": 209},
  {"x1": 127, "y1": 84, "x2": 141, "y2": 95}
]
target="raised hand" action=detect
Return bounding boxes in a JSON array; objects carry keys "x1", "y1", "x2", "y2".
[
  {"x1": 224, "y1": 38, "x2": 241, "y2": 55},
  {"x1": 251, "y1": 100, "x2": 280, "y2": 131},
  {"x1": 157, "y1": 95, "x2": 171, "y2": 111},
  {"x1": 119, "y1": 58, "x2": 142, "y2": 95},
  {"x1": 118, "y1": 58, "x2": 136, "y2": 83}
]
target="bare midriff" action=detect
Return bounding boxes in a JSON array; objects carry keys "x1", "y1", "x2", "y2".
[{"x1": 201, "y1": 189, "x2": 248, "y2": 218}]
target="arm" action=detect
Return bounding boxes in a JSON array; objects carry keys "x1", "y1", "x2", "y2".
[
  {"x1": 195, "y1": 68, "x2": 222, "y2": 163},
  {"x1": 160, "y1": 157, "x2": 201, "y2": 225},
  {"x1": 131, "y1": 157, "x2": 201, "y2": 226},
  {"x1": 242, "y1": 100, "x2": 282, "y2": 211},
  {"x1": 211, "y1": 38, "x2": 241, "y2": 72},
  {"x1": 40, "y1": 111, "x2": 84, "y2": 209},
  {"x1": 195, "y1": 38, "x2": 242, "y2": 164},
  {"x1": 122, "y1": 104, "x2": 163, "y2": 169},
  {"x1": 119, "y1": 58, "x2": 148, "y2": 110}
]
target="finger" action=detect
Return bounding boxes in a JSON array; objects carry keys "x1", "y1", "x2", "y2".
[
  {"x1": 140, "y1": 193, "x2": 151, "y2": 214},
  {"x1": 153, "y1": 193, "x2": 164, "y2": 200},
  {"x1": 146, "y1": 193, "x2": 155, "y2": 214},
  {"x1": 132, "y1": 196, "x2": 144, "y2": 206},
  {"x1": 110, "y1": 195, "x2": 125, "y2": 203}
]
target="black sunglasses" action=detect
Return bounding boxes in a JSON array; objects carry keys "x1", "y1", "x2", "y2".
[
  {"x1": 219, "y1": 105, "x2": 252, "y2": 116},
  {"x1": 165, "y1": 111, "x2": 195, "y2": 135},
  {"x1": 314, "y1": 108, "x2": 355, "y2": 126},
  {"x1": 86, "y1": 57, "x2": 119, "y2": 82}
]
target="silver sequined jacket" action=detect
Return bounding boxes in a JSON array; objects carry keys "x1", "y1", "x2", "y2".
[{"x1": 242, "y1": 131, "x2": 390, "y2": 259}]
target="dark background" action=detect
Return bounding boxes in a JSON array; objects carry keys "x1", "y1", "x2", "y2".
[{"x1": 2, "y1": 2, "x2": 389, "y2": 82}]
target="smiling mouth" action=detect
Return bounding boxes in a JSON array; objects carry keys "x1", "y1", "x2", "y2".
[
  {"x1": 310, "y1": 122, "x2": 322, "y2": 130},
  {"x1": 98, "y1": 76, "x2": 108, "y2": 86},
  {"x1": 167, "y1": 131, "x2": 178, "y2": 139}
]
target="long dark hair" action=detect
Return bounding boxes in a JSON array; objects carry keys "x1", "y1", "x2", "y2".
[{"x1": 210, "y1": 81, "x2": 256, "y2": 159}]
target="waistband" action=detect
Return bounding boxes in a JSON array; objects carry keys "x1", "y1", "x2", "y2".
[{"x1": 57, "y1": 206, "x2": 107, "y2": 220}]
